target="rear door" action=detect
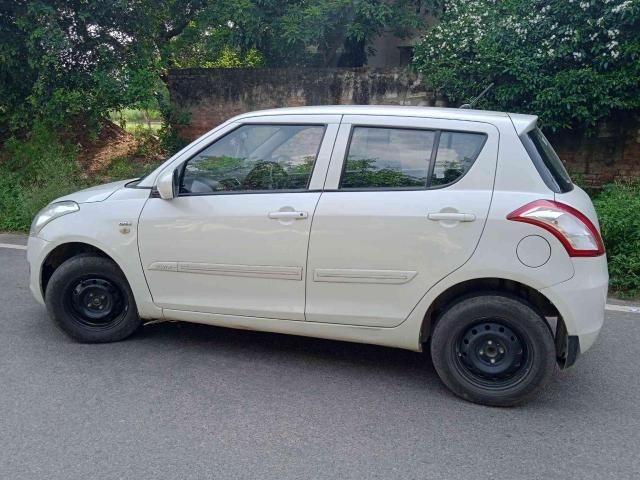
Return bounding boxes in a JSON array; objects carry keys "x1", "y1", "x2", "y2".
[{"x1": 305, "y1": 115, "x2": 499, "y2": 327}]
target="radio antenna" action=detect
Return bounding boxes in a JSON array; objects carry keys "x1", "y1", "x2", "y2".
[{"x1": 460, "y1": 83, "x2": 495, "y2": 109}]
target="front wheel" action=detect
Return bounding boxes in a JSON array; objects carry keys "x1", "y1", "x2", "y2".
[
  {"x1": 45, "y1": 255, "x2": 141, "y2": 343},
  {"x1": 430, "y1": 294, "x2": 556, "y2": 407}
]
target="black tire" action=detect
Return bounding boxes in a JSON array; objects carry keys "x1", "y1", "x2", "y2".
[
  {"x1": 45, "y1": 255, "x2": 141, "y2": 343},
  {"x1": 430, "y1": 294, "x2": 556, "y2": 407}
]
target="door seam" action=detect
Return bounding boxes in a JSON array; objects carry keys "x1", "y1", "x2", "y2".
[{"x1": 304, "y1": 115, "x2": 342, "y2": 320}]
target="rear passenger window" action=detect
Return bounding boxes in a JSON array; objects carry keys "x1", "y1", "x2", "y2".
[
  {"x1": 340, "y1": 127, "x2": 436, "y2": 189},
  {"x1": 431, "y1": 131, "x2": 487, "y2": 187},
  {"x1": 339, "y1": 127, "x2": 486, "y2": 190}
]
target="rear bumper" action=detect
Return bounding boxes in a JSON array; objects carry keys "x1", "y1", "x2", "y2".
[{"x1": 540, "y1": 256, "x2": 608, "y2": 363}]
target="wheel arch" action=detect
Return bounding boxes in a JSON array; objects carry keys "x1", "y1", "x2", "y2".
[
  {"x1": 40, "y1": 242, "x2": 122, "y2": 297},
  {"x1": 419, "y1": 277, "x2": 571, "y2": 367}
]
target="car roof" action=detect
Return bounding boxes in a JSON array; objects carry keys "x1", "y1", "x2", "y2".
[{"x1": 233, "y1": 105, "x2": 537, "y2": 133}]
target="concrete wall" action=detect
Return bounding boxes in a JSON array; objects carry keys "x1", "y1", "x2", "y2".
[
  {"x1": 167, "y1": 68, "x2": 428, "y2": 140},
  {"x1": 167, "y1": 67, "x2": 640, "y2": 186}
]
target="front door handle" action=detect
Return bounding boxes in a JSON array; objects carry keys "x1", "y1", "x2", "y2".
[
  {"x1": 268, "y1": 211, "x2": 308, "y2": 220},
  {"x1": 427, "y1": 212, "x2": 476, "y2": 222}
]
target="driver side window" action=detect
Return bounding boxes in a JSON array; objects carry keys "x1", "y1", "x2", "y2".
[{"x1": 180, "y1": 124, "x2": 326, "y2": 194}]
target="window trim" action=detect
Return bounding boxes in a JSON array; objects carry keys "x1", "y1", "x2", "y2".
[
  {"x1": 337, "y1": 125, "x2": 488, "y2": 191},
  {"x1": 426, "y1": 130, "x2": 442, "y2": 187},
  {"x1": 177, "y1": 123, "x2": 328, "y2": 197}
]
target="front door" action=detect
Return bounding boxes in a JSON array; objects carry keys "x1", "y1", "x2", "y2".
[
  {"x1": 305, "y1": 115, "x2": 499, "y2": 327},
  {"x1": 138, "y1": 117, "x2": 339, "y2": 320}
]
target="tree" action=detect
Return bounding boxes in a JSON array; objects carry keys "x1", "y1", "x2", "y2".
[
  {"x1": 163, "y1": 0, "x2": 440, "y2": 68},
  {"x1": 0, "y1": 0, "x2": 163, "y2": 135},
  {"x1": 1, "y1": 0, "x2": 439, "y2": 137},
  {"x1": 266, "y1": 0, "x2": 434, "y2": 67},
  {"x1": 412, "y1": 0, "x2": 640, "y2": 131}
]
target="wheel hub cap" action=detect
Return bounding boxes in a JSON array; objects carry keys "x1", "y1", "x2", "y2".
[
  {"x1": 457, "y1": 322, "x2": 526, "y2": 380},
  {"x1": 70, "y1": 278, "x2": 122, "y2": 324}
]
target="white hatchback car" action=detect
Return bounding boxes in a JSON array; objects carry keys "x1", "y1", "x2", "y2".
[{"x1": 27, "y1": 106, "x2": 608, "y2": 406}]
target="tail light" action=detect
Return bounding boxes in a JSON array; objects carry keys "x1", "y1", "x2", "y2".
[{"x1": 507, "y1": 200, "x2": 605, "y2": 257}]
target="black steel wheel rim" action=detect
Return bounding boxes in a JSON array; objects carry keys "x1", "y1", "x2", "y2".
[
  {"x1": 453, "y1": 319, "x2": 532, "y2": 390},
  {"x1": 65, "y1": 277, "x2": 128, "y2": 329}
]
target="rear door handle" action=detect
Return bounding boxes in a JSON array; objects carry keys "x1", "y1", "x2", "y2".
[
  {"x1": 427, "y1": 212, "x2": 476, "y2": 222},
  {"x1": 268, "y1": 211, "x2": 308, "y2": 220}
]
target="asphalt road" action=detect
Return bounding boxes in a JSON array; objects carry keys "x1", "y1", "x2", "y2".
[{"x1": 1, "y1": 246, "x2": 639, "y2": 480}]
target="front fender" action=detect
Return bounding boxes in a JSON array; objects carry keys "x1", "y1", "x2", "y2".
[{"x1": 34, "y1": 189, "x2": 161, "y2": 319}]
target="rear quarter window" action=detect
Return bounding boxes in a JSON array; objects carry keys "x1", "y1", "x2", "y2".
[
  {"x1": 430, "y1": 131, "x2": 487, "y2": 187},
  {"x1": 521, "y1": 128, "x2": 573, "y2": 193}
]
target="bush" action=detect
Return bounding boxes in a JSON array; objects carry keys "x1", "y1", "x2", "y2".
[
  {"x1": 0, "y1": 125, "x2": 85, "y2": 231},
  {"x1": 131, "y1": 126, "x2": 164, "y2": 159},
  {"x1": 593, "y1": 182, "x2": 640, "y2": 296},
  {"x1": 412, "y1": 0, "x2": 640, "y2": 131},
  {"x1": 104, "y1": 155, "x2": 159, "y2": 182}
]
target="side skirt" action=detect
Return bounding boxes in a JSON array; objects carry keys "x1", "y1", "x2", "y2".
[{"x1": 161, "y1": 308, "x2": 422, "y2": 352}]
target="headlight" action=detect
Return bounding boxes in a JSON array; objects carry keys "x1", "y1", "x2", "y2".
[{"x1": 29, "y1": 201, "x2": 80, "y2": 236}]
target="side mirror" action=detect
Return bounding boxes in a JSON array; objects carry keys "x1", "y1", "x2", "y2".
[{"x1": 156, "y1": 169, "x2": 176, "y2": 200}]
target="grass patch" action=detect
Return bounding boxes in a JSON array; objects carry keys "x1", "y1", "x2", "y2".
[{"x1": 109, "y1": 109, "x2": 162, "y2": 133}]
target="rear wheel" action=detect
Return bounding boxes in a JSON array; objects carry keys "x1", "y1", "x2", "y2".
[
  {"x1": 45, "y1": 255, "x2": 141, "y2": 343},
  {"x1": 430, "y1": 294, "x2": 556, "y2": 406}
]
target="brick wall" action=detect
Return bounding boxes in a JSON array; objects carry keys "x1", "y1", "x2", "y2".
[
  {"x1": 551, "y1": 114, "x2": 640, "y2": 187},
  {"x1": 167, "y1": 68, "x2": 640, "y2": 187}
]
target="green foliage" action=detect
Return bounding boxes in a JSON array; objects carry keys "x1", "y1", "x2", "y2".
[
  {"x1": 160, "y1": 0, "x2": 439, "y2": 69},
  {"x1": 157, "y1": 122, "x2": 190, "y2": 155},
  {"x1": 130, "y1": 126, "x2": 164, "y2": 159},
  {"x1": 201, "y1": 47, "x2": 265, "y2": 69},
  {"x1": 0, "y1": 125, "x2": 85, "y2": 231},
  {"x1": 1, "y1": 1, "x2": 161, "y2": 136},
  {"x1": 104, "y1": 155, "x2": 160, "y2": 182},
  {"x1": 593, "y1": 182, "x2": 640, "y2": 296},
  {"x1": 342, "y1": 159, "x2": 425, "y2": 188},
  {"x1": 216, "y1": 48, "x2": 264, "y2": 68},
  {"x1": 268, "y1": 0, "x2": 438, "y2": 66},
  {"x1": 412, "y1": 0, "x2": 640, "y2": 131},
  {"x1": 166, "y1": 20, "x2": 265, "y2": 69},
  {"x1": 100, "y1": 127, "x2": 165, "y2": 182}
]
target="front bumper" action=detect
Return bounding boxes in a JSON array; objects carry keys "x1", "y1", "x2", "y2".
[
  {"x1": 540, "y1": 256, "x2": 608, "y2": 364},
  {"x1": 26, "y1": 235, "x2": 50, "y2": 305}
]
